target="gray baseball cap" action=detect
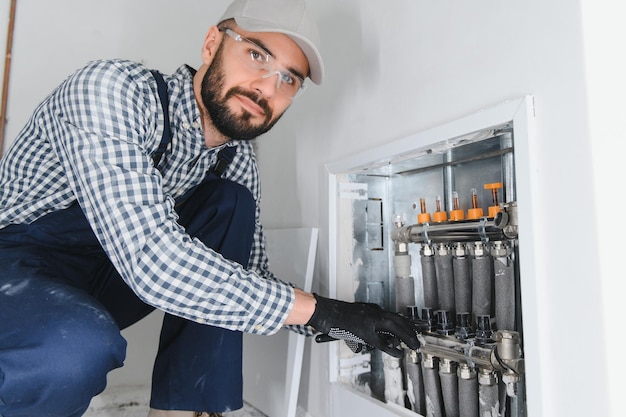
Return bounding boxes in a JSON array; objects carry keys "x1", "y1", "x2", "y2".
[{"x1": 218, "y1": 0, "x2": 324, "y2": 84}]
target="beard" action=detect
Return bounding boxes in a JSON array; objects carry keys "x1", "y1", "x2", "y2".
[{"x1": 200, "y1": 44, "x2": 283, "y2": 141}]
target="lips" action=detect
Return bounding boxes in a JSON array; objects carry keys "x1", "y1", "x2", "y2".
[
  {"x1": 235, "y1": 93, "x2": 265, "y2": 116},
  {"x1": 224, "y1": 86, "x2": 272, "y2": 119}
]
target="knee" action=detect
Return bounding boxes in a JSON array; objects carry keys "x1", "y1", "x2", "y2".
[
  {"x1": 0, "y1": 316, "x2": 126, "y2": 416},
  {"x1": 43, "y1": 316, "x2": 127, "y2": 393},
  {"x1": 212, "y1": 180, "x2": 256, "y2": 239},
  {"x1": 214, "y1": 179, "x2": 255, "y2": 216},
  {"x1": 183, "y1": 178, "x2": 255, "y2": 232},
  {"x1": 49, "y1": 318, "x2": 126, "y2": 385}
]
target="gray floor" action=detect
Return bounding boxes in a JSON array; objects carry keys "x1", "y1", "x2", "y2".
[{"x1": 84, "y1": 385, "x2": 267, "y2": 417}]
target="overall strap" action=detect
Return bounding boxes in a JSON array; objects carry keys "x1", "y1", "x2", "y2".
[
  {"x1": 150, "y1": 69, "x2": 237, "y2": 179},
  {"x1": 150, "y1": 70, "x2": 171, "y2": 169},
  {"x1": 174, "y1": 145, "x2": 239, "y2": 207},
  {"x1": 211, "y1": 145, "x2": 237, "y2": 177}
]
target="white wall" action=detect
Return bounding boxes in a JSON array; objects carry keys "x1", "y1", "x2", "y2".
[
  {"x1": 580, "y1": 3, "x2": 625, "y2": 417},
  {"x1": 1, "y1": 1, "x2": 623, "y2": 417}
]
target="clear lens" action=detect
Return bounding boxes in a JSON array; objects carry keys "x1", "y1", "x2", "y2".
[{"x1": 222, "y1": 28, "x2": 305, "y2": 99}]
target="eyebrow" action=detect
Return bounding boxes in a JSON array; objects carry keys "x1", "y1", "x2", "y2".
[{"x1": 247, "y1": 35, "x2": 307, "y2": 82}]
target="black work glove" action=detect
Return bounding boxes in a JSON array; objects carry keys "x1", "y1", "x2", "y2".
[{"x1": 306, "y1": 293, "x2": 420, "y2": 358}]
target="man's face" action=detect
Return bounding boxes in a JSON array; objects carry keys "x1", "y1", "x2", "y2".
[
  {"x1": 201, "y1": 41, "x2": 278, "y2": 141},
  {"x1": 199, "y1": 27, "x2": 309, "y2": 142}
]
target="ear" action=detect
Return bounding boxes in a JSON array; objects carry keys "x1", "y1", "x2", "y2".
[{"x1": 201, "y1": 26, "x2": 223, "y2": 65}]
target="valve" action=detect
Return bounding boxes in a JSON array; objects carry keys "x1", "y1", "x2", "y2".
[
  {"x1": 475, "y1": 315, "x2": 495, "y2": 346},
  {"x1": 466, "y1": 188, "x2": 484, "y2": 220},
  {"x1": 449, "y1": 191, "x2": 465, "y2": 221},
  {"x1": 495, "y1": 201, "x2": 519, "y2": 239},
  {"x1": 436, "y1": 310, "x2": 454, "y2": 336},
  {"x1": 493, "y1": 330, "x2": 524, "y2": 397},
  {"x1": 417, "y1": 197, "x2": 431, "y2": 224},
  {"x1": 455, "y1": 312, "x2": 474, "y2": 340},
  {"x1": 484, "y1": 182, "x2": 503, "y2": 218},
  {"x1": 432, "y1": 195, "x2": 448, "y2": 223}
]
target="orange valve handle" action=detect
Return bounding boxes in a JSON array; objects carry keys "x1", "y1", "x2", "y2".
[
  {"x1": 466, "y1": 188, "x2": 484, "y2": 220},
  {"x1": 484, "y1": 182, "x2": 503, "y2": 218},
  {"x1": 433, "y1": 195, "x2": 448, "y2": 223},
  {"x1": 417, "y1": 197, "x2": 431, "y2": 224},
  {"x1": 449, "y1": 191, "x2": 465, "y2": 221}
]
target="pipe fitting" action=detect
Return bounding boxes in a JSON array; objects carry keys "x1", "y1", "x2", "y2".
[
  {"x1": 396, "y1": 241, "x2": 409, "y2": 254},
  {"x1": 496, "y1": 201, "x2": 518, "y2": 239},
  {"x1": 405, "y1": 349, "x2": 420, "y2": 364},
  {"x1": 421, "y1": 243, "x2": 434, "y2": 257},
  {"x1": 457, "y1": 363, "x2": 476, "y2": 380},
  {"x1": 478, "y1": 368, "x2": 498, "y2": 386},
  {"x1": 436, "y1": 243, "x2": 450, "y2": 256},
  {"x1": 490, "y1": 240, "x2": 509, "y2": 258},
  {"x1": 452, "y1": 242, "x2": 467, "y2": 257},
  {"x1": 393, "y1": 253, "x2": 412, "y2": 278},
  {"x1": 493, "y1": 330, "x2": 525, "y2": 375},
  {"x1": 439, "y1": 358, "x2": 457, "y2": 374},
  {"x1": 502, "y1": 373, "x2": 520, "y2": 398},
  {"x1": 494, "y1": 331, "x2": 521, "y2": 361},
  {"x1": 469, "y1": 241, "x2": 486, "y2": 257},
  {"x1": 422, "y1": 354, "x2": 437, "y2": 369}
]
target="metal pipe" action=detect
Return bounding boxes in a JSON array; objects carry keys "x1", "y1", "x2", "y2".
[
  {"x1": 405, "y1": 348, "x2": 425, "y2": 415},
  {"x1": 393, "y1": 223, "x2": 416, "y2": 313},
  {"x1": 422, "y1": 354, "x2": 444, "y2": 417},
  {"x1": 392, "y1": 218, "x2": 508, "y2": 245},
  {"x1": 492, "y1": 241, "x2": 516, "y2": 331},
  {"x1": 500, "y1": 132, "x2": 516, "y2": 204},
  {"x1": 508, "y1": 374, "x2": 527, "y2": 417},
  {"x1": 418, "y1": 334, "x2": 495, "y2": 371},
  {"x1": 420, "y1": 244, "x2": 438, "y2": 309},
  {"x1": 478, "y1": 369, "x2": 501, "y2": 417},
  {"x1": 415, "y1": 331, "x2": 524, "y2": 376},
  {"x1": 453, "y1": 242, "x2": 472, "y2": 316},
  {"x1": 395, "y1": 274, "x2": 415, "y2": 313},
  {"x1": 439, "y1": 359, "x2": 460, "y2": 417},
  {"x1": 458, "y1": 364, "x2": 479, "y2": 417},
  {"x1": 391, "y1": 202, "x2": 518, "y2": 245},
  {"x1": 435, "y1": 243, "x2": 455, "y2": 315},
  {"x1": 471, "y1": 242, "x2": 492, "y2": 323}
]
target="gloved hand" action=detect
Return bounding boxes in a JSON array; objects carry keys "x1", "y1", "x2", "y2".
[{"x1": 306, "y1": 293, "x2": 419, "y2": 358}]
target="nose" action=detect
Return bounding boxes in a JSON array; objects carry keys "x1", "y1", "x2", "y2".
[{"x1": 250, "y1": 70, "x2": 280, "y2": 98}]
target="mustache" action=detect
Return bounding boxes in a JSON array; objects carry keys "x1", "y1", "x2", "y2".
[{"x1": 224, "y1": 86, "x2": 272, "y2": 118}]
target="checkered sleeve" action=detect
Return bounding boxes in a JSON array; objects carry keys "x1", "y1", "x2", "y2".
[
  {"x1": 224, "y1": 141, "x2": 316, "y2": 337},
  {"x1": 43, "y1": 60, "x2": 295, "y2": 335}
]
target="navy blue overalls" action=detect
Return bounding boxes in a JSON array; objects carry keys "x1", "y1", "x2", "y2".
[{"x1": 0, "y1": 71, "x2": 253, "y2": 417}]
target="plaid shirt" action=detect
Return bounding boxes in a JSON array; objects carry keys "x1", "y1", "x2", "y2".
[{"x1": 0, "y1": 59, "x2": 311, "y2": 336}]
